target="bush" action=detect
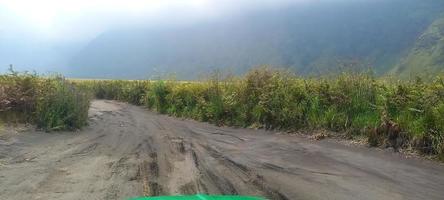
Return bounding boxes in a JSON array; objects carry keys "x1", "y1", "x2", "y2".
[
  {"x1": 36, "y1": 77, "x2": 91, "y2": 130},
  {"x1": 0, "y1": 70, "x2": 39, "y2": 122},
  {"x1": 149, "y1": 81, "x2": 170, "y2": 113},
  {"x1": 0, "y1": 70, "x2": 91, "y2": 131}
]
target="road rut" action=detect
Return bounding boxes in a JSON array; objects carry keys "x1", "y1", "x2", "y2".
[{"x1": 1, "y1": 100, "x2": 444, "y2": 200}]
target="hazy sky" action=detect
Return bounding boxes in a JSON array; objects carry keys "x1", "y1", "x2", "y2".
[
  {"x1": 0, "y1": 0, "x2": 309, "y2": 43},
  {"x1": 3, "y1": 0, "x2": 371, "y2": 73},
  {"x1": 0, "y1": 0, "x2": 322, "y2": 73}
]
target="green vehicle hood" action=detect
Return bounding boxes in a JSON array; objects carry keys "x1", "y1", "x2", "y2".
[{"x1": 129, "y1": 194, "x2": 265, "y2": 200}]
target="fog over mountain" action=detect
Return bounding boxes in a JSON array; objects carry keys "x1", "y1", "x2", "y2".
[{"x1": 2, "y1": 0, "x2": 444, "y2": 78}]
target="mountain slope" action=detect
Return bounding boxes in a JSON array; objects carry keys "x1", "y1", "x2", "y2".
[
  {"x1": 393, "y1": 17, "x2": 444, "y2": 78},
  {"x1": 68, "y1": 0, "x2": 444, "y2": 79}
]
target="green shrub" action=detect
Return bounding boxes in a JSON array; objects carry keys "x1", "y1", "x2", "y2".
[
  {"x1": 148, "y1": 81, "x2": 170, "y2": 113},
  {"x1": 0, "y1": 70, "x2": 39, "y2": 122},
  {"x1": 1, "y1": 70, "x2": 91, "y2": 131},
  {"x1": 36, "y1": 77, "x2": 91, "y2": 131}
]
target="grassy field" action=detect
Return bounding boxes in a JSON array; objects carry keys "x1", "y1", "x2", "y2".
[{"x1": 1, "y1": 68, "x2": 444, "y2": 159}]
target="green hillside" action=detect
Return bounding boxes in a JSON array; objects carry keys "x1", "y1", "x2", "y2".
[{"x1": 393, "y1": 17, "x2": 444, "y2": 78}]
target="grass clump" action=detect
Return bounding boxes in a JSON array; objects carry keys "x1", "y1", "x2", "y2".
[
  {"x1": 79, "y1": 80, "x2": 150, "y2": 105},
  {"x1": 0, "y1": 69, "x2": 39, "y2": 122},
  {"x1": 0, "y1": 69, "x2": 91, "y2": 131},
  {"x1": 36, "y1": 76, "x2": 91, "y2": 131}
]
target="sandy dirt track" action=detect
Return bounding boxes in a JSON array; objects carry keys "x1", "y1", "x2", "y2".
[{"x1": 1, "y1": 100, "x2": 444, "y2": 200}]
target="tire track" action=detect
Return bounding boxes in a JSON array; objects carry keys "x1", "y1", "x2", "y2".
[{"x1": 2, "y1": 100, "x2": 444, "y2": 200}]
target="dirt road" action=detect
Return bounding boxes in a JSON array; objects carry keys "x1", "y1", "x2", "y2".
[{"x1": 1, "y1": 100, "x2": 444, "y2": 200}]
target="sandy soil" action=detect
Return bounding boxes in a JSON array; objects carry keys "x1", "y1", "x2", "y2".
[{"x1": 1, "y1": 100, "x2": 444, "y2": 200}]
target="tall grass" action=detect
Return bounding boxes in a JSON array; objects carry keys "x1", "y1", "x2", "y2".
[
  {"x1": 0, "y1": 70, "x2": 91, "y2": 131},
  {"x1": 80, "y1": 68, "x2": 444, "y2": 158},
  {"x1": 79, "y1": 80, "x2": 150, "y2": 105}
]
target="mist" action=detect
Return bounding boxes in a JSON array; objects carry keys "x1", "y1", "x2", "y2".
[
  {"x1": 0, "y1": 0, "x2": 310, "y2": 73},
  {"x1": 1, "y1": 0, "x2": 443, "y2": 78}
]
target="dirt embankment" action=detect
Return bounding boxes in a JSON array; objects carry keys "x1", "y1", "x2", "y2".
[{"x1": 1, "y1": 100, "x2": 444, "y2": 200}]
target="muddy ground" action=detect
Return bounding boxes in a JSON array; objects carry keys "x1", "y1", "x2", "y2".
[{"x1": 1, "y1": 100, "x2": 444, "y2": 200}]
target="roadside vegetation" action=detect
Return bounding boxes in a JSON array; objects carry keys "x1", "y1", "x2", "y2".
[
  {"x1": 77, "y1": 68, "x2": 444, "y2": 159},
  {"x1": 2, "y1": 67, "x2": 443, "y2": 159},
  {"x1": 0, "y1": 69, "x2": 91, "y2": 131}
]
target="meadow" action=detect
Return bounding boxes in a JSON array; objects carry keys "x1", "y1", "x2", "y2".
[{"x1": 1, "y1": 68, "x2": 443, "y2": 158}]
